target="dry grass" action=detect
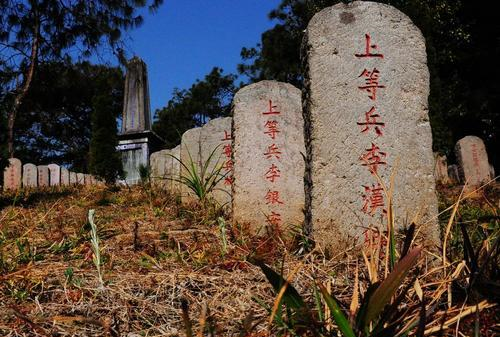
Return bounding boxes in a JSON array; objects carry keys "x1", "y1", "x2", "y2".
[{"x1": 0, "y1": 183, "x2": 498, "y2": 336}]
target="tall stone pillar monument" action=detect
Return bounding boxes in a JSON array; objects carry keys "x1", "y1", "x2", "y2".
[{"x1": 117, "y1": 57, "x2": 163, "y2": 184}]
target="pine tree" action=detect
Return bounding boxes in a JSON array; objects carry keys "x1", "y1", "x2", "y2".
[{"x1": 89, "y1": 94, "x2": 123, "y2": 184}]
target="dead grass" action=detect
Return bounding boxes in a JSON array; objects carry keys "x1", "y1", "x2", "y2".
[{"x1": 0, "y1": 183, "x2": 498, "y2": 336}]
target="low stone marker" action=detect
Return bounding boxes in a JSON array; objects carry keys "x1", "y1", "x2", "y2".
[
  {"x1": 3, "y1": 158, "x2": 22, "y2": 191},
  {"x1": 434, "y1": 153, "x2": 450, "y2": 184},
  {"x1": 232, "y1": 80, "x2": 305, "y2": 232},
  {"x1": 150, "y1": 149, "x2": 168, "y2": 185},
  {"x1": 77, "y1": 173, "x2": 85, "y2": 185},
  {"x1": 302, "y1": 1, "x2": 438, "y2": 250},
  {"x1": 37, "y1": 165, "x2": 50, "y2": 187},
  {"x1": 455, "y1": 136, "x2": 491, "y2": 190},
  {"x1": 23, "y1": 163, "x2": 38, "y2": 188},
  {"x1": 69, "y1": 172, "x2": 77, "y2": 184},
  {"x1": 48, "y1": 164, "x2": 61, "y2": 186},
  {"x1": 448, "y1": 165, "x2": 460, "y2": 185},
  {"x1": 61, "y1": 167, "x2": 70, "y2": 185},
  {"x1": 180, "y1": 127, "x2": 202, "y2": 202},
  {"x1": 199, "y1": 117, "x2": 233, "y2": 207}
]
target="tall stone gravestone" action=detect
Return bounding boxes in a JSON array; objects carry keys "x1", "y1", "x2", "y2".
[
  {"x1": 48, "y1": 164, "x2": 61, "y2": 186},
  {"x1": 232, "y1": 81, "x2": 305, "y2": 232},
  {"x1": 180, "y1": 127, "x2": 202, "y2": 202},
  {"x1": 37, "y1": 165, "x2": 50, "y2": 187},
  {"x1": 117, "y1": 57, "x2": 163, "y2": 185},
  {"x1": 200, "y1": 117, "x2": 233, "y2": 207},
  {"x1": 3, "y1": 158, "x2": 21, "y2": 191},
  {"x1": 302, "y1": 2, "x2": 438, "y2": 250},
  {"x1": 60, "y1": 167, "x2": 70, "y2": 185},
  {"x1": 455, "y1": 136, "x2": 491, "y2": 191},
  {"x1": 23, "y1": 163, "x2": 38, "y2": 188}
]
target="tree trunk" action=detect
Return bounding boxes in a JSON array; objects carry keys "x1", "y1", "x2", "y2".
[{"x1": 7, "y1": 20, "x2": 40, "y2": 158}]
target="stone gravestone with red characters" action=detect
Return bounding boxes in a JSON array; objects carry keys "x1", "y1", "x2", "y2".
[
  {"x1": 37, "y1": 165, "x2": 50, "y2": 187},
  {"x1": 48, "y1": 164, "x2": 61, "y2": 186},
  {"x1": 455, "y1": 136, "x2": 491, "y2": 191},
  {"x1": 3, "y1": 158, "x2": 22, "y2": 191},
  {"x1": 232, "y1": 80, "x2": 305, "y2": 233},
  {"x1": 199, "y1": 117, "x2": 233, "y2": 208},
  {"x1": 302, "y1": 1, "x2": 439, "y2": 251},
  {"x1": 23, "y1": 163, "x2": 38, "y2": 188}
]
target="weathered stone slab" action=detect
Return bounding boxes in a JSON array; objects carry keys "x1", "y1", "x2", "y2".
[
  {"x1": 232, "y1": 81, "x2": 305, "y2": 232},
  {"x1": 22, "y1": 163, "x2": 38, "y2": 188},
  {"x1": 302, "y1": 1, "x2": 439, "y2": 250},
  {"x1": 61, "y1": 167, "x2": 70, "y2": 185},
  {"x1": 448, "y1": 165, "x2": 460, "y2": 185},
  {"x1": 434, "y1": 153, "x2": 450, "y2": 184},
  {"x1": 455, "y1": 136, "x2": 491, "y2": 190},
  {"x1": 180, "y1": 127, "x2": 202, "y2": 202},
  {"x1": 3, "y1": 158, "x2": 22, "y2": 191},
  {"x1": 122, "y1": 57, "x2": 151, "y2": 134},
  {"x1": 69, "y1": 172, "x2": 77, "y2": 185},
  {"x1": 199, "y1": 117, "x2": 233, "y2": 207},
  {"x1": 48, "y1": 164, "x2": 61, "y2": 186},
  {"x1": 150, "y1": 150, "x2": 169, "y2": 185},
  {"x1": 77, "y1": 173, "x2": 85, "y2": 185},
  {"x1": 37, "y1": 165, "x2": 50, "y2": 187}
]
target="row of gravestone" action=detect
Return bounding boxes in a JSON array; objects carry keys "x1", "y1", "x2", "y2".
[
  {"x1": 2, "y1": 158, "x2": 101, "y2": 190},
  {"x1": 148, "y1": 2, "x2": 498, "y2": 253}
]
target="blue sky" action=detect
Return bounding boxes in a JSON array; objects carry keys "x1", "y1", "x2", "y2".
[{"x1": 124, "y1": 1, "x2": 282, "y2": 116}]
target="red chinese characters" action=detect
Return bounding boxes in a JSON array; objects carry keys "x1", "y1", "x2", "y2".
[
  {"x1": 262, "y1": 100, "x2": 284, "y2": 227},
  {"x1": 355, "y1": 34, "x2": 388, "y2": 218}
]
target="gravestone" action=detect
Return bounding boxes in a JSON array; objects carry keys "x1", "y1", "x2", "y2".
[
  {"x1": 37, "y1": 165, "x2": 50, "y2": 187},
  {"x1": 448, "y1": 165, "x2": 460, "y2": 185},
  {"x1": 180, "y1": 127, "x2": 202, "y2": 202},
  {"x1": 199, "y1": 117, "x2": 233, "y2": 207},
  {"x1": 455, "y1": 136, "x2": 491, "y2": 190},
  {"x1": 69, "y1": 172, "x2": 77, "y2": 185},
  {"x1": 302, "y1": 1, "x2": 439, "y2": 250},
  {"x1": 77, "y1": 173, "x2": 85, "y2": 185},
  {"x1": 434, "y1": 153, "x2": 450, "y2": 184},
  {"x1": 117, "y1": 57, "x2": 163, "y2": 185},
  {"x1": 232, "y1": 81, "x2": 305, "y2": 232},
  {"x1": 61, "y1": 167, "x2": 70, "y2": 185},
  {"x1": 171, "y1": 145, "x2": 181, "y2": 192},
  {"x1": 84, "y1": 174, "x2": 92, "y2": 185},
  {"x1": 3, "y1": 158, "x2": 22, "y2": 191},
  {"x1": 150, "y1": 149, "x2": 168, "y2": 185},
  {"x1": 23, "y1": 163, "x2": 38, "y2": 188},
  {"x1": 48, "y1": 164, "x2": 61, "y2": 186}
]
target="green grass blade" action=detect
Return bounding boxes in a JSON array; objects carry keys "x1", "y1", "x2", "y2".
[{"x1": 318, "y1": 283, "x2": 356, "y2": 337}]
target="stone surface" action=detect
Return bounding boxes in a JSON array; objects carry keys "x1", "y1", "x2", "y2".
[
  {"x1": 302, "y1": 1, "x2": 439, "y2": 250},
  {"x1": 455, "y1": 136, "x2": 491, "y2": 190},
  {"x1": 448, "y1": 165, "x2": 460, "y2": 185},
  {"x1": 150, "y1": 149, "x2": 169, "y2": 185},
  {"x1": 180, "y1": 127, "x2": 202, "y2": 202},
  {"x1": 232, "y1": 80, "x2": 305, "y2": 232},
  {"x1": 22, "y1": 163, "x2": 38, "y2": 188},
  {"x1": 121, "y1": 57, "x2": 151, "y2": 134},
  {"x1": 199, "y1": 117, "x2": 233, "y2": 207},
  {"x1": 3, "y1": 158, "x2": 22, "y2": 191},
  {"x1": 60, "y1": 167, "x2": 70, "y2": 185},
  {"x1": 84, "y1": 174, "x2": 92, "y2": 185},
  {"x1": 170, "y1": 145, "x2": 181, "y2": 192},
  {"x1": 69, "y1": 172, "x2": 77, "y2": 184},
  {"x1": 434, "y1": 153, "x2": 450, "y2": 184},
  {"x1": 48, "y1": 164, "x2": 61, "y2": 186},
  {"x1": 77, "y1": 173, "x2": 85, "y2": 185},
  {"x1": 37, "y1": 165, "x2": 50, "y2": 187}
]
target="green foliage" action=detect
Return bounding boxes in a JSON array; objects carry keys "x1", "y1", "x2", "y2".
[
  {"x1": 172, "y1": 145, "x2": 227, "y2": 205},
  {"x1": 254, "y1": 247, "x2": 423, "y2": 336},
  {"x1": 89, "y1": 78, "x2": 124, "y2": 183},
  {"x1": 239, "y1": 0, "x2": 500, "y2": 170},
  {"x1": 153, "y1": 67, "x2": 236, "y2": 148},
  {"x1": 12, "y1": 61, "x2": 124, "y2": 171}
]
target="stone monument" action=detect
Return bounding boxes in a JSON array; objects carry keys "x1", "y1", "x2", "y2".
[
  {"x1": 455, "y1": 136, "x2": 491, "y2": 190},
  {"x1": 116, "y1": 57, "x2": 163, "y2": 185}
]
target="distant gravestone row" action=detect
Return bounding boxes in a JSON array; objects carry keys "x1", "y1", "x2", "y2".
[
  {"x1": 144, "y1": 1, "x2": 496, "y2": 254},
  {"x1": 2, "y1": 159, "x2": 102, "y2": 191}
]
